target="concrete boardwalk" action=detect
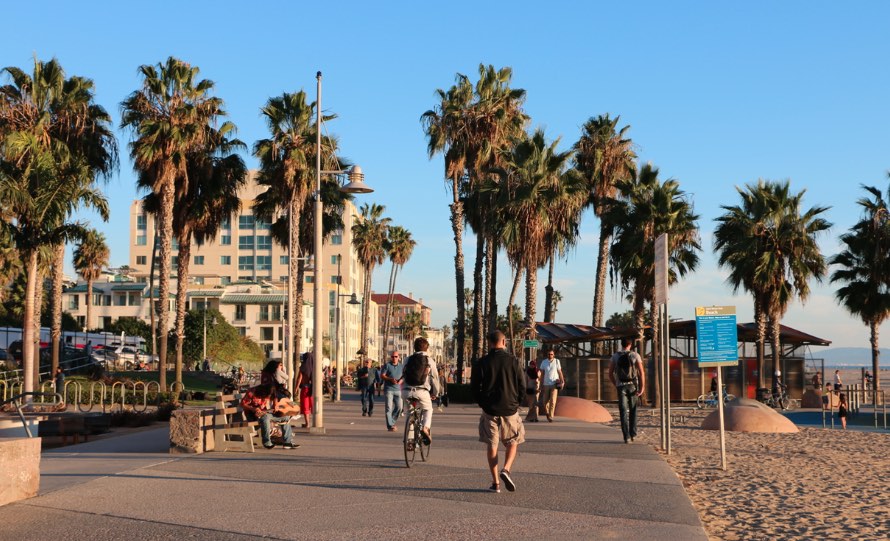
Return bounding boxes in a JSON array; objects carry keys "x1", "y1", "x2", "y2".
[{"x1": 0, "y1": 395, "x2": 707, "y2": 540}]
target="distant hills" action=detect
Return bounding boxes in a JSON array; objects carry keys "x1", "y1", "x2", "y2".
[{"x1": 815, "y1": 347, "x2": 890, "y2": 367}]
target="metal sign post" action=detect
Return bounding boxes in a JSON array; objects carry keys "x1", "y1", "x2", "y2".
[
  {"x1": 695, "y1": 305, "x2": 739, "y2": 471},
  {"x1": 654, "y1": 234, "x2": 670, "y2": 454}
]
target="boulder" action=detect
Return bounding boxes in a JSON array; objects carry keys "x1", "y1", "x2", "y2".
[
  {"x1": 726, "y1": 397, "x2": 774, "y2": 412},
  {"x1": 0, "y1": 438, "x2": 40, "y2": 507},
  {"x1": 554, "y1": 396, "x2": 613, "y2": 423},
  {"x1": 169, "y1": 409, "x2": 215, "y2": 454},
  {"x1": 701, "y1": 404, "x2": 798, "y2": 433}
]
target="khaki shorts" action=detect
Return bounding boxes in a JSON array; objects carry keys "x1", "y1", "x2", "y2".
[{"x1": 478, "y1": 412, "x2": 525, "y2": 447}]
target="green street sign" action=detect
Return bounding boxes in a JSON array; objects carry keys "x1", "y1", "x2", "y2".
[{"x1": 523, "y1": 339, "x2": 540, "y2": 348}]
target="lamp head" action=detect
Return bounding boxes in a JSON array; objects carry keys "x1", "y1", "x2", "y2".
[
  {"x1": 340, "y1": 165, "x2": 373, "y2": 194},
  {"x1": 347, "y1": 293, "x2": 361, "y2": 305}
]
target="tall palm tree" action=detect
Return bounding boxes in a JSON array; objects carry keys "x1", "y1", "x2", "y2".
[
  {"x1": 422, "y1": 64, "x2": 528, "y2": 375},
  {"x1": 351, "y1": 203, "x2": 391, "y2": 360},
  {"x1": 252, "y1": 90, "x2": 343, "y2": 381},
  {"x1": 715, "y1": 180, "x2": 831, "y2": 388},
  {"x1": 401, "y1": 310, "x2": 424, "y2": 342},
  {"x1": 143, "y1": 124, "x2": 247, "y2": 386},
  {"x1": 550, "y1": 290, "x2": 563, "y2": 322},
  {"x1": 72, "y1": 229, "x2": 109, "y2": 331},
  {"x1": 573, "y1": 114, "x2": 636, "y2": 327},
  {"x1": 121, "y1": 57, "x2": 224, "y2": 391},
  {"x1": 0, "y1": 58, "x2": 114, "y2": 392},
  {"x1": 831, "y1": 182, "x2": 890, "y2": 391},
  {"x1": 608, "y1": 164, "x2": 700, "y2": 399},
  {"x1": 381, "y1": 225, "x2": 416, "y2": 360}
]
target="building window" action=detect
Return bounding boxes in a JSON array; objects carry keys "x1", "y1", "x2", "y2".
[
  {"x1": 220, "y1": 255, "x2": 231, "y2": 265},
  {"x1": 128, "y1": 292, "x2": 141, "y2": 306},
  {"x1": 236, "y1": 327, "x2": 246, "y2": 337},
  {"x1": 259, "y1": 305, "x2": 269, "y2": 321},
  {"x1": 279, "y1": 255, "x2": 289, "y2": 265},
  {"x1": 261, "y1": 327, "x2": 274, "y2": 341},
  {"x1": 279, "y1": 275, "x2": 288, "y2": 282},
  {"x1": 172, "y1": 238, "x2": 179, "y2": 251},
  {"x1": 171, "y1": 256, "x2": 179, "y2": 266},
  {"x1": 115, "y1": 294, "x2": 126, "y2": 307},
  {"x1": 239, "y1": 215, "x2": 255, "y2": 229},
  {"x1": 193, "y1": 276, "x2": 204, "y2": 285},
  {"x1": 136, "y1": 256, "x2": 146, "y2": 265},
  {"x1": 331, "y1": 255, "x2": 339, "y2": 264},
  {"x1": 271, "y1": 305, "x2": 281, "y2": 320},
  {"x1": 256, "y1": 256, "x2": 271, "y2": 270},
  {"x1": 239, "y1": 236, "x2": 254, "y2": 250},
  {"x1": 256, "y1": 236, "x2": 272, "y2": 250},
  {"x1": 256, "y1": 218, "x2": 271, "y2": 230},
  {"x1": 137, "y1": 215, "x2": 147, "y2": 230},
  {"x1": 220, "y1": 276, "x2": 231, "y2": 285},
  {"x1": 331, "y1": 233, "x2": 342, "y2": 245},
  {"x1": 221, "y1": 217, "x2": 230, "y2": 229},
  {"x1": 329, "y1": 291, "x2": 336, "y2": 304},
  {"x1": 305, "y1": 275, "x2": 314, "y2": 283},
  {"x1": 194, "y1": 256, "x2": 204, "y2": 265},
  {"x1": 136, "y1": 235, "x2": 147, "y2": 246},
  {"x1": 221, "y1": 235, "x2": 231, "y2": 245},
  {"x1": 234, "y1": 304, "x2": 246, "y2": 321},
  {"x1": 238, "y1": 256, "x2": 254, "y2": 271},
  {"x1": 331, "y1": 275, "x2": 341, "y2": 285}
]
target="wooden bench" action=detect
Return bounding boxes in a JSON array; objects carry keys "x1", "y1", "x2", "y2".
[{"x1": 212, "y1": 393, "x2": 257, "y2": 453}]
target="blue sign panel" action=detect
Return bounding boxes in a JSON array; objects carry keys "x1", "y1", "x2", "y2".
[{"x1": 695, "y1": 306, "x2": 739, "y2": 367}]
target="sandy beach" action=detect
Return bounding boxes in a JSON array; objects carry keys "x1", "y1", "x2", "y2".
[{"x1": 608, "y1": 408, "x2": 890, "y2": 541}]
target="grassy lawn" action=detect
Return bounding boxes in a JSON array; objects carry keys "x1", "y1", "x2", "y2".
[{"x1": 111, "y1": 371, "x2": 223, "y2": 394}]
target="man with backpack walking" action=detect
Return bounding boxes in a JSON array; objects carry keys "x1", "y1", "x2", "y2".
[
  {"x1": 402, "y1": 337, "x2": 441, "y2": 444},
  {"x1": 471, "y1": 330, "x2": 526, "y2": 493},
  {"x1": 609, "y1": 338, "x2": 646, "y2": 444}
]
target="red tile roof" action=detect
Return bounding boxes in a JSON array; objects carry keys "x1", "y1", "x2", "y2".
[{"x1": 371, "y1": 293, "x2": 429, "y2": 309}]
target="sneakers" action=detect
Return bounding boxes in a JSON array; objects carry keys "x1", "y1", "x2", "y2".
[
  {"x1": 387, "y1": 426, "x2": 396, "y2": 432},
  {"x1": 499, "y1": 470, "x2": 516, "y2": 492},
  {"x1": 362, "y1": 412, "x2": 367, "y2": 417},
  {"x1": 263, "y1": 443, "x2": 275, "y2": 449},
  {"x1": 421, "y1": 428, "x2": 432, "y2": 445},
  {"x1": 282, "y1": 442, "x2": 300, "y2": 450},
  {"x1": 488, "y1": 483, "x2": 501, "y2": 493}
]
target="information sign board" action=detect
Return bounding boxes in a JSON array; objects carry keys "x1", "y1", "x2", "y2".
[{"x1": 695, "y1": 306, "x2": 739, "y2": 367}]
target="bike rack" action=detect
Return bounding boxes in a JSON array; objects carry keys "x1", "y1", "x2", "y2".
[
  {"x1": 0, "y1": 392, "x2": 64, "y2": 438},
  {"x1": 0, "y1": 377, "x2": 183, "y2": 414},
  {"x1": 0, "y1": 380, "x2": 7, "y2": 401}
]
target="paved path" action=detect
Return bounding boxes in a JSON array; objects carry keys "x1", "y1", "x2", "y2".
[{"x1": 0, "y1": 394, "x2": 707, "y2": 540}]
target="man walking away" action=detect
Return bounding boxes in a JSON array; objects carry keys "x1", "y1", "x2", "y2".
[
  {"x1": 471, "y1": 330, "x2": 526, "y2": 493},
  {"x1": 403, "y1": 337, "x2": 441, "y2": 444},
  {"x1": 609, "y1": 338, "x2": 645, "y2": 444},
  {"x1": 357, "y1": 358, "x2": 377, "y2": 416},
  {"x1": 381, "y1": 351, "x2": 404, "y2": 431},
  {"x1": 538, "y1": 349, "x2": 565, "y2": 422}
]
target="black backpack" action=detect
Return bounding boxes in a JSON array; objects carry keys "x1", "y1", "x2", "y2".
[
  {"x1": 403, "y1": 353, "x2": 429, "y2": 387},
  {"x1": 616, "y1": 352, "x2": 637, "y2": 384}
]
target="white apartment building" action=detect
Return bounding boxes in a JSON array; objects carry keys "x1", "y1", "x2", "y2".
[{"x1": 62, "y1": 173, "x2": 378, "y2": 363}]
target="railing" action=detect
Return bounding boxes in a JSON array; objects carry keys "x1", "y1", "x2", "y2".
[
  {"x1": 1, "y1": 378, "x2": 184, "y2": 413},
  {"x1": 0, "y1": 392, "x2": 64, "y2": 438},
  {"x1": 822, "y1": 386, "x2": 887, "y2": 430}
]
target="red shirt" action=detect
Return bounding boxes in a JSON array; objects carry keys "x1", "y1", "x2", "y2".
[{"x1": 240, "y1": 389, "x2": 272, "y2": 415}]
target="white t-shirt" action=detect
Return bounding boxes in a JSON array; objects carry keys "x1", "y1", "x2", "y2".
[{"x1": 539, "y1": 358, "x2": 562, "y2": 386}]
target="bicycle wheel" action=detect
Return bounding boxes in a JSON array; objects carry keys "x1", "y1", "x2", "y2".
[
  {"x1": 696, "y1": 395, "x2": 706, "y2": 409},
  {"x1": 419, "y1": 423, "x2": 430, "y2": 462},
  {"x1": 778, "y1": 396, "x2": 790, "y2": 410},
  {"x1": 403, "y1": 411, "x2": 417, "y2": 468}
]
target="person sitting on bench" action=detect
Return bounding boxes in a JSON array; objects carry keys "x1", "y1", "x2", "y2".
[{"x1": 240, "y1": 384, "x2": 299, "y2": 450}]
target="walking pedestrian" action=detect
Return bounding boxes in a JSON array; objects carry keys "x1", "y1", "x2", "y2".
[
  {"x1": 381, "y1": 351, "x2": 404, "y2": 431},
  {"x1": 525, "y1": 359, "x2": 540, "y2": 422},
  {"x1": 838, "y1": 392, "x2": 849, "y2": 429},
  {"x1": 357, "y1": 358, "x2": 377, "y2": 416},
  {"x1": 538, "y1": 349, "x2": 565, "y2": 422},
  {"x1": 609, "y1": 338, "x2": 646, "y2": 444},
  {"x1": 53, "y1": 367, "x2": 65, "y2": 395},
  {"x1": 834, "y1": 370, "x2": 842, "y2": 391},
  {"x1": 296, "y1": 353, "x2": 314, "y2": 428},
  {"x1": 471, "y1": 330, "x2": 525, "y2": 493}
]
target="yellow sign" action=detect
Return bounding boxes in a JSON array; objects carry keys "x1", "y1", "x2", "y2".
[{"x1": 695, "y1": 306, "x2": 735, "y2": 317}]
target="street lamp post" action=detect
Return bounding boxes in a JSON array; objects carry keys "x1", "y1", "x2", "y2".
[
  {"x1": 311, "y1": 71, "x2": 373, "y2": 433},
  {"x1": 335, "y1": 290, "x2": 361, "y2": 402}
]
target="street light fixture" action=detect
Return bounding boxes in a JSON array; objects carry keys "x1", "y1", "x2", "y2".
[
  {"x1": 334, "y1": 289, "x2": 361, "y2": 402},
  {"x1": 311, "y1": 71, "x2": 373, "y2": 433}
]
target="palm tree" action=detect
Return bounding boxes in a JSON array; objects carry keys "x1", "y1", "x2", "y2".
[
  {"x1": 608, "y1": 164, "x2": 700, "y2": 400},
  {"x1": 831, "y1": 182, "x2": 889, "y2": 391},
  {"x1": 252, "y1": 90, "x2": 343, "y2": 381},
  {"x1": 143, "y1": 124, "x2": 247, "y2": 386},
  {"x1": 72, "y1": 229, "x2": 109, "y2": 331},
  {"x1": 550, "y1": 290, "x2": 563, "y2": 322},
  {"x1": 381, "y1": 225, "x2": 416, "y2": 360},
  {"x1": 422, "y1": 64, "x2": 528, "y2": 375},
  {"x1": 121, "y1": 57, "x2": 224, "y2": 391},
  {"x1": 0, "y1": 58, "x2": 114, "y2": 392},
  {"x1": 715, "y1": 180, "x2": 831, "y2": 388},
  {"x1": 573, "y1": 114, "x2": 636, "y2": 327},
  {"x1": 351, "y1": 203, "x2": 391, "y2": 360},
  {"x1": 401, "y1": 310, "x2": 424, "y2": 343}
]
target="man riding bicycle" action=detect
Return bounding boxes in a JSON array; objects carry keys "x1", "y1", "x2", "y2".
[{"x1": 403, "y1": 337, "x2": 441, "y2": 444}]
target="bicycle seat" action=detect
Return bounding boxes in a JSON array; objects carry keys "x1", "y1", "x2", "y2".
[{"x1": 408, "y1": 397, "x2": 420, "y2": 407}]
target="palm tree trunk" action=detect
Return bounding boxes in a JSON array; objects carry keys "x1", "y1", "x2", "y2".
[
  {"x1": 22, "y1": 250, "x2": 38, "y2": 394},
  {"x1": 769, "y1": 313, "x2": 782, "y2": 390},
  {"x1": 50, "y1": 243, "x2": 64, "y2": 376},
  {"x1": 870, "y1": 320, "x2": 880, "y2": 391},
  {"x1": 507, "y1": 266, "x2": 523, "y2": 358},
  {"x1": 149, "y1": 226, "x2": 158, "y2": 357},
  {"x1": 157, "y1": 179, "x2": 174, "y2": 392},
  {"x1": 33, "y1": 271, "x2": 45, "y2": 386},
  {"x1": 450, "y1": 198, "x2": 467, "y2": 382},
  {"x1": 173, "y1": 234, "x2": 191, "y2": 386},
  {"x1": 544, "y1": 251, "x2": 555, "y2": 323},
  {"x1": 754, "y1": 296, "x2": 766, "y2": 388},
  {"x1": 592, "y1": 223, "x2": 611, "y2": 327},
  {"x1": 524, "y1": 263, "x2": 537, "y2": 333},
  {"x1": 487, "y1": 234, "x2": 498, "y2": 336},
  {"x1": 651, "y1": 302, "x2": 661, "y2": 407},
  {"x1": 382, "y1": 263, "x2": 397, "y2": 359},
  {"x1": 483, "y1": 234, "x2": 493, "y2": 340},
  {"x1": 472, "y1": 223, "x2": 485, "y2": 363},
  {"x1": 295, "y1": 260, "x2": 306, "y2": 384},
  {"x1": 361, "y1": 267, "x2": 373, "y2": 359},
  {"x1": 633, "y1": 288, "x2": 650, "y2": 401},
  {"x1": 289, "y1": 199, "x2": 301, "y2": 390},
  {"x1": 86, "y1": 278, "x2": 93, "y2": 333}
]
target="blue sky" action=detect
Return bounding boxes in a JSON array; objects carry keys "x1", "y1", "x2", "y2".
[{"x1": 3, "y1": 1, "x2": 889, "y2": 351}]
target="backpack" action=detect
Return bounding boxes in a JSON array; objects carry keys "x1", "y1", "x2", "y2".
[
  {"x1": 403, "y1": 353, "x2": 430, "y2": 387},
  {"x1": 616, "y1": 352, "x2": 637, "y2": 384}
]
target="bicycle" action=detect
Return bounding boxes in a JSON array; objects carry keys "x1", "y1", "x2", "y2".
[
  {"x1": 696, "y1": 386, "x2": 735, "y2": 409},
  {"x1": 403, "y1": 396, "x2": 430, "y2": 468},
  {"x1": 760, "y1": 383, "x2": 796, "y2": 410}
]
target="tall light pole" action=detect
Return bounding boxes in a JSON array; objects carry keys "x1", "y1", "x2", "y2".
[{"x1": 311, "y1": 71, "x2": 374, "y2": 433}]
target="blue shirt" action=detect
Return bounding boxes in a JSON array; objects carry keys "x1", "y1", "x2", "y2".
[{"x1": 380, "y1": 362, "x2": 403, "y2": 391}]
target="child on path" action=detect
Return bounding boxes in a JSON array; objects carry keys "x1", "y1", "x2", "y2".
[{"x1": 838, "y1": 392, "x2": 848, "y2": 430}]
